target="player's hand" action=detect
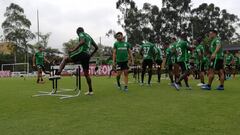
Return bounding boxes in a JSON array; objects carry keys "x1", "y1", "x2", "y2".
[{"x1": 211, "y1": 54, "x2": 216, "y2": 60}]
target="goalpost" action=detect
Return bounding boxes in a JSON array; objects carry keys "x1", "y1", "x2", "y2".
[{"x1": 1, "y1": 63, "x2": 29, "y2": 76}]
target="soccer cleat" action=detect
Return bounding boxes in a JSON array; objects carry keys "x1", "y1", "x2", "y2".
[
  {"x1": 201, "y1": 85, "x2": 211, "y2": 90},
  {"x1": 139, "y1": 83, "x2": 144, "y2": 86},
  {"x1": 123, "y1": 87, "x2": 128, "y2": 92},
  {"x1": 186, "y1": 87, "x2": 192, "y2": 90},
  {"x1": 85, "y1": 91, "x2": 94, "y2": 95},
  {"x1": 216, "y1": 86, "x2": 224, "y2": 91},
  {"x1": 173, "y1": 83, "x2": 180, "y2": 91},
  {"x1": 197, "y1": 83, "x2": 205, "y2": 87},
  {"x1": 147, "y1": 84, "x2": 152, "y2": 87}
]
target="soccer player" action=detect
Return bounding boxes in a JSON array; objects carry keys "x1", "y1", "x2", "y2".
[
  {"x1": 140, "y1": 39, "x2": 156, "y2": 86},
  {"x1": 194, "y1": 38, "x2": 206, "y2": 86},
  {"x1": 165, "y1": 42, "x2": 175, "y2": 85},
  {"x1": 113, "y1": 32, "x2": 134, "y2": 92},
  {"x1": 233, "y1": 52, "x2": 240, "y2": 78},
  {"x1": 56, "y1": 27, "x2": 98, "y2": 95},
  {"x1": 155, "y1": 46, "x2": 163, "y2": 83},
  {"x1": 202, "y1": 30, "x2": 225, "y2": 90},
  {"x1": 225, "y1": 50, "x2": 234, "y2": 79},
  {"x1": 32, "y1": 46, "x2": 50, "y2": 84},
  {"x1": 173, "y1": 33, "x2": 192, "y2": 90}
]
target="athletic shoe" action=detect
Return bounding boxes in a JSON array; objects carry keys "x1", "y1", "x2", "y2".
[
  {"x1": 147, "y1": 84, "x2": 152, "y2": 87},
  {"x1": 85, "y1": 91, "x2": 94, "y2": 95},
  {"x1": 197, "y1": 83, "x2": 205, "y2": 87},
  {"x1": 123, "y1": 87, "x2": 128, "y2": 92},
  {"x1": 186, "y1": 87, "x2": 192, "y2": 90},
  {"x1": 173, "y1": 83, "x2": 180, "y2": 91},
  {"x1": 216, "y1": 86, "x2": 224, "y2": 91},
  {"x1": 139, "y1": 83, "x2": 144, "y2": 86},
  {"x1": 201, "y1": 85, "x2": 211, "y2": 90}
]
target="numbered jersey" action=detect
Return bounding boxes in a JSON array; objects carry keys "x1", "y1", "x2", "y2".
[
  {"x1": 69, "y1": 32, "x2": 96, "y2": 58},
  {"x1": 141, "y1": 42, "x2": 155, "y2": 60},
  {"x1": 155, "y1": 47, "x2": 163, "y2": 60},
  {"x1": 176, "y1": 39, "x2": 189, "y2": 62}
]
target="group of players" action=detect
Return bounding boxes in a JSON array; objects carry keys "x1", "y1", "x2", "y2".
[{"x1": 33, "y1": 27, "x2": 240, "y2": 95}]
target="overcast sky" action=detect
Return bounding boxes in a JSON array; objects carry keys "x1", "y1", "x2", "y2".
[{"x1": 0, "y1": 0, "x2": 239, "y2": 51}]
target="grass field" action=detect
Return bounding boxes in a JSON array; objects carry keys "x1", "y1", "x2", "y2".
[{"x1": 0, "y1": 76, "x2": 240, "y2": 135}]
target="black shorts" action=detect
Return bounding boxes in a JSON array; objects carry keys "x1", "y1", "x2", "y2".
[
  {"x1": 199, "y1": 62, "x2": 206, "y2": 72},
  {"x1": 37, "y1": 65, "x2": 45, "y2": 71},
  {"x1": 95, "y1": 66, "x2": 99, "y2": 71},
  {"x1": 142, "y1": 59, "x2": 153, "y2": 69},
  {"x1": 156, "y1": 60, "x2": 163, "y2": 66},
  {"x1": 226, "y1": 64, "x2": 233, "y2": 70},
  {"x1": 167, "y1": 64, "x2": 173, "y2": 71},
  {"x1": 177, "y1": 62, "x2": 189, "y2": 72},
  {"x1": 116, "y1": 61, "x2": 129, "y2": 71},
  {"x1": 70, "y1": 53, "x2": 90, "y2": 70},
  {"x1": 210, "y1": 59, "x2": 224, "y2": 71}
]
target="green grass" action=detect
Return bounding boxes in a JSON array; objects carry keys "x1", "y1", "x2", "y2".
[{"x1": 0, "y1": 76, "x2": 240, "y2": 135}]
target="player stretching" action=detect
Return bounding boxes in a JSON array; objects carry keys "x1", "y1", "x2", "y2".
[
  {"x1": 140, "y1": 39, "x2": 156, "y2": 86},
  {"x1": 56, "y1": 27, "x2": 98, "y2": 95},
  {"x1": 165, "y1": 43, "x2": 175, "y2": 85},
  {"x1": 173, "y1": 33, "x2": 192, "y2": 90},
  {"x1": 202, "y1": 30, "x2": 225, "y2": 90},
  {"x1": 113, "y1": 32, "x2": 134, "y2": 92},
  {"x1": 33, "y1": 46, "x2": 50, "y2": 84}
]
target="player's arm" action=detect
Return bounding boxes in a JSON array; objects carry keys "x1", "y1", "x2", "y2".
[
  {"x1": 69, "y1": 38, "x2": 85, "y2": 53},
  {"x1": 44, "y1": 57, "x2": 50, "y2": 64},
  {"x1": 90, "y1": 40, "x2": 98, "y2": 57},
  {"x1": 32, "y1": 54, "x2": 36, "y2": 67},
  {"x1": 211, "y1": 42, "x2": 221, "y2": 60}
]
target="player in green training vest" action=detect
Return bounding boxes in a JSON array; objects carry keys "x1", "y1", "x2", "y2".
[
  {"x1": 233, "y1": 52, "x2": 240, "y2": 78},
  {"x1": 155, "y1": 46, "x2": 163, "y2": 83},
  {"x1": 113, "y1": 32, "x2": 134, "y2": 92},
  {"x1": 202, "y1": 30, "x2": 225, "y2": 90},
  {"x1": 193, "y1": 38, "x2": 207, "y2": 86},
  {"x1": 225, "y1": 50, "x2": 234, "y2": 79},
  {"x1": 173, "y1": 33, "x2": 192, "y2": 90},
  {"x1": 32, "y1": 46, "x2": 50, "y2": 84},
  {"x1": 140, "y1": 39, "x2": 156, "y2": 86},
  {"x1": 56, "y1": 27, "x2": 98, "y2": 95}
]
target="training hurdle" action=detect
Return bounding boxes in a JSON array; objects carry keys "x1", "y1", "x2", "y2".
[{"x1": 32, "y1": 65, "x2": 81, "y2": 99}]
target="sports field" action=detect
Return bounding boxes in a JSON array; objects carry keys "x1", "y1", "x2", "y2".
[{"x1": 0, "y1": 76, "x2": 240, "y2": 135}]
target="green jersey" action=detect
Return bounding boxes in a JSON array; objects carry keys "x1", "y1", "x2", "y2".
[
  {"x1": 176, "y1": 39, "x2": 189, "y2": 62},
  {"x1": 141, "y1": 42, "x2": 155, "y2": 60},
  {"x1": 225, "y1": 53, "x2": 234, "y2": 65},
  {"x1": 114, "y1": 41, "x2": 131, "y2": 63},
  {"x1": 69, "y1": 32, "x2": 96, "y2": 57},
  {"x1": 194, "y1": 44, "x2": 205, "y2": 63},
  {"x1": 234, "y1": 56, "x2": 240, "y2": 66},
  {"x1": 170, "y1": 42, "x2": 177, "y2": 63},
  {"x1": 155, "y1": 47, "x2": 163, "y2": 60},
  {"x1": 203, "y1": 56, "x2": 210, "y2": 70},
  {"x1": 210, "y1": 37, "x2": 224, "y2": 59},
  {"x1": 35, "y1": 51, "x2": 44, "y2": 65}
]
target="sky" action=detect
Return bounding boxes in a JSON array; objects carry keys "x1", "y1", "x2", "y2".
[{"x1": 0, "y1": 0, "x2": 239, "y2": 51}]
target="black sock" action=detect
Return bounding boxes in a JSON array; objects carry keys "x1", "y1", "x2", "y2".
[
  {"x1": 89, "y1": 88, "x2": 93, "y2": 92},
  {"x1": 220, "y1": 85, "x2": 224, "y2": 87},
  {"x1": 37, "y1": 79, "x2": 39, "y2": 82},
  {"x1": 117, "y1": 76, "x2": 121, "y2": 87}
]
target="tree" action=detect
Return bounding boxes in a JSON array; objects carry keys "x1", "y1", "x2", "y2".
[
  {"x1": 62, "y1": 38, "x2": 79, "y2": 54},
  {"x1": 36, "y1": 32, "x2": 51, "y2": 48},
  {"x1": 191, "y1": 3, "x2": 240, "y2": 41},
  {"x1": 1, "y1": 3, "x2": 35, "y2": 63}
]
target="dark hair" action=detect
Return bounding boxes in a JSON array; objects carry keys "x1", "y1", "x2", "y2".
[
  {"x1": 115, "y1": 32, "x2": 123, "y2": 36},
  {"x1": 180, "y1": 33, "x2": 187, "y2": 40},
  {"x1": 38, "y1": 46, "x2": 43, "y2": 49},
  {"x1": 209, "y1": 29, "x2": 218, "y2": 34},
  {"x1": 196, "y1": 37, "x2": 202, "y2": 44},
  {"x1": 76, "y1": 27, "x2": 84, "y2": 34},
  {"x1": 172, "y1": 37, "x2": 177, "y2": 41}
]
